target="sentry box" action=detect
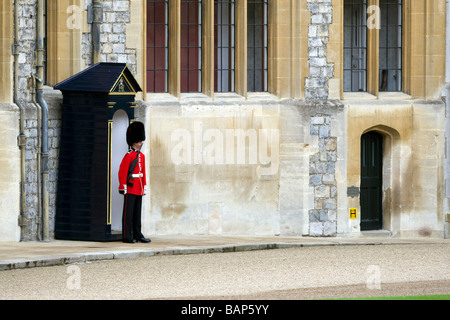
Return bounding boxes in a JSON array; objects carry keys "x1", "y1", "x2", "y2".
[{"x1": 54, "y1": 63, "x2": 142, "y2": 241}]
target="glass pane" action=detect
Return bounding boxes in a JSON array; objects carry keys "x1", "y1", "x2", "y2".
[
  {"x1": 181, "y1": 0, "x2": 202, "y2": 93},
  {"x1": 214, "y1": 0, "x2": 235, "y2": 92},
  {"x1": 343, "y1": 0, "x2": 367, "y2": 92},
  {"x1": 247, "y1": 0, "x2": 268, "y2": 92},
  {"x1": 146, "y1": 0, "x2": 168, "y2": 93},
  {"x1": 379, "y1": 0, "x2": 402, "y2": 92}
]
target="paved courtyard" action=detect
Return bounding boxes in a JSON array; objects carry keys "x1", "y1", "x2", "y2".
[{"x1": 0, "y1": 241, "x2": 448, "y2": 300}]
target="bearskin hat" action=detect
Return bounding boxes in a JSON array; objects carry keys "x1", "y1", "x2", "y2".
[{"x1": 126, "y1": 121, "x2": 146, "y2": 146}]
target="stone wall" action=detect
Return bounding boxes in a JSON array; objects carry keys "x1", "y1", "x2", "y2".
[
  {"x1": 141, "y1": 97, "x2": 345, "y2": 237},
  {"x1": 8, "y1": 0, "x2": 62, "y2": 241},
  {"x1": 0, "y1": 104, "x2": 21, "y2": 241},
  {"x1": 5, "y1": 0, "x2": 140, "y2": 241},
  {"x1": 145, "y1": 98, "x2": 284, "y2": 235},
  {"x1": 306, "y1": 0, "x2": 334, "y2": 100},
  {"x1": 1, "y1": 0, "x2": 447, "y2": 241},
  {"x1": 309, "y1": 114, "x2": 338, "y2": 236},
  {"x1": 82, "y1": 0, "x2": 137, "y2": 74},
  {"x1": 15, "y1": 0, "x2": 42, "y2": 240}
]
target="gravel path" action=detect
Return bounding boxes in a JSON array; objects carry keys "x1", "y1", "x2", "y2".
[{"x1": 0, "y1": 244, "x2": 448, "y2": 300}]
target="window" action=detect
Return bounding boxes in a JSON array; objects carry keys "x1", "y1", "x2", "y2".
[
  {"x1": 147, "y1": 0, "x2": 169, "y2": 92},
  {"x1": 181, "y1": 0, "x2": 202, "y2": 93},
  {"x1": 343, "y1": 0, "x2": 403, "y2": 93},
  {"x1": 145, "y1": 0, "x2": 271, "y2": 96},
  {"x1": 214, "y1": 0, "x2": 235, "y2": 92},
  {"x1": 247, "y1": 0, "x2": 268, "y2": 92},
  {"x1": 343, "y1": 0, "x2": 367, "y2": 92},
  {"x1": 379, "y1": 0, "x2": 402, "y2": 92}
]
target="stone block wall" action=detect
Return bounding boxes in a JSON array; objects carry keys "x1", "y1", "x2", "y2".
[
  {"x1": 82, "y1": 0, "x2": 137, "y2": 74},
  {"x1": 7, "y1": 0, "x2": 62, "y2": 241},
  {"x1": 309, "y1": 114, "x2": 338, "y2": 236},
  {"x1": 306, "y1": 0, "x2": 335, "y2": 100}
]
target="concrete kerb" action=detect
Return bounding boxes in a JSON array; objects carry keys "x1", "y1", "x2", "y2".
[
  {"x1": 0, "y1": 254, "x2": 86, "y2": 271},
  {"x1": 0, "y1": 239, "x2": 444, "y2": 272},
  {"x1": 0, "y1": 242, "x2": 305, "y2": 271}
]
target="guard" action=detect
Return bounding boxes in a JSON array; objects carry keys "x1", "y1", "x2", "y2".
[{"x1": 118, "y1": 121, "x2": 151, "y2": 243}]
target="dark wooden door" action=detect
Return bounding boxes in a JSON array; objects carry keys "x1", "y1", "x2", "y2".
[{"x1": 360, "y1": 132, "x2": 383, "y2": 230}]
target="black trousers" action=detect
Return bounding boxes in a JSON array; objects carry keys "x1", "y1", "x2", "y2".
[{"x1": 122, "y1": 194, "x2": 144, "y2": 240}]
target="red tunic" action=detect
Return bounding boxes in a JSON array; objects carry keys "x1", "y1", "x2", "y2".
[{"x1": 118, "y1": 149, "x2": 147, "y2": 196}]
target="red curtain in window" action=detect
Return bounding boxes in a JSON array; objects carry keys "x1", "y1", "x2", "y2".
[
  {"x1": 147, "y1": 0, "x2": 168, "y2": 92},
  {"x1": 181, "y1": 0, "x2": 202, "y2": 92}
]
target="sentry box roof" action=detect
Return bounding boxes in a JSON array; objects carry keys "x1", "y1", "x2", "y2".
[{"x1": 54, "y1": 62, "x2": 142, "y2": 94}]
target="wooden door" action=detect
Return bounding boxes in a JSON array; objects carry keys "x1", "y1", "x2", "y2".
[{"x1": 361, "y1": 132, "x2": 383, "y2": 230}]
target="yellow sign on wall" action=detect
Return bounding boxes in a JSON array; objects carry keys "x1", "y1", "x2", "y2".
[{"x1": 350, "y1": 208, "x2": 358, "y2": 220}]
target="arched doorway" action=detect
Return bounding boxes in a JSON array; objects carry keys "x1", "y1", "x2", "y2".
[
  {"x1": 360, "y1": 131, "x2": 383, "y2": 230},
  {"x1": 111, "y1": 109, "x2": 130, "y2": 232}
]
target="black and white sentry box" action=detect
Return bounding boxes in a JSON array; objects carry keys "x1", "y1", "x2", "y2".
[{"x1": 54, "y1": 62, "x2": 142, "y2": 241}]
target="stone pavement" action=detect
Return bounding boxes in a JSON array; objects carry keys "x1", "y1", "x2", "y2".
[{"x1": 1, "y1": 234, "x2": 449, "y2": 271}]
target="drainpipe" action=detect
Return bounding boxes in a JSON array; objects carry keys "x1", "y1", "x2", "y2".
[
  {"x1": 36, "y1": 0, "x2": 50, "y2": 242},
  {"x1": 444, "y1": 0, "x2": 450, "y2": 238},
  {"x1": 13, "y1": 0, "x2": 27, "y2": 241},
  {"x1": 31, "y1": 82, "x2": 43, "y2": 241},
  {"x1": 92, "y1": 0, "x2": 103, "y2": 64}
]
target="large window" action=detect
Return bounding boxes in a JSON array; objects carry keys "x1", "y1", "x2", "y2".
[
  {"x1": 247, "y1": 0, "x2": 268, "y2": 92},
  {"x1": 146, "y1": 0, "x2": 270, "y2": 96},
  {"x1": 181, "y1": 0, "x2": 202, "y2": 93},
  {"x1": 379, "y1": 0, "x2": 402, "y2": 92},
  {"x1": 343, "y1": 0, "x2": 367, "y2": 92},
  {"x1": 343, "y1": 0, "x2": 403, "y2": 93},
  {"x1": 147, "y1": 0, "x2": 169, "y2": 92},
  {"x1": 214, "y1": 0, "x2": 235, "y2": 92}
]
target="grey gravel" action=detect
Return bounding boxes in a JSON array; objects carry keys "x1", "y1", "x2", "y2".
[{"x1": 0, "y1": 244, "x2": 448, "y2": 300}]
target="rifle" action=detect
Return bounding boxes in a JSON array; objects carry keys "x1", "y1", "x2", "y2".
[{"x1": 127, "y1": 150, "x2": 141, "y2": 187}]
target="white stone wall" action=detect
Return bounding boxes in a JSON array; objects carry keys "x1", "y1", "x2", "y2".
[
  {"x1": 0, "y1": 105, "x2": 21, "y2": 241},
  {"x1": 138, "y1": 97, "x2": 347, "y2": 237},
  {"x1": 143, "y1": 98, "x2": 286, "y2": 235}
]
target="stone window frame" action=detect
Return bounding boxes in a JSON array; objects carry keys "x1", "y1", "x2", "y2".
[
  {"x1": 340, "y1": 0, "x2": 446, "y2": 100},
  {"x1": 342, "y1": 0, "x2": 403, "y2": 97},
  {"x1": 43, "y1": 1, "x2": 310, "y2": 100},
  {"x1": 180, "y1": 0, "x2": 203, "y2": 93},
  {"x1": 0, "y1": 0, "x2": 13, "y2": 103},
  {"x1": 144, "y1": 0, "x2": 279, "y2": 99},
  {"x1": 147, "y1": 0, "x2": 170, "y2": 93},
  {"x1": 214, "y1": 0, "x2": 236, "y2": 93},
  {"x1": 46, "y1": 0, "x2": 84, "y2": 87}
]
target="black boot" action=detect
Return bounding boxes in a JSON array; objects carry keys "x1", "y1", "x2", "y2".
[{"x1": 135, "y1": 237, "x2": 151, "y2": 243}]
